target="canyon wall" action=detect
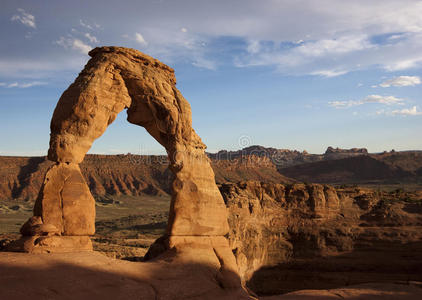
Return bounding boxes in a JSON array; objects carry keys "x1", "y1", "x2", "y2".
[{"x1": 221, "y1": 181, "x2": 422, "y2": 294}]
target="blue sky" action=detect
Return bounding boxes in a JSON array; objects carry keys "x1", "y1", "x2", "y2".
[{"x1": 1, "y1": 0, "x2": 422, "y2": 155}]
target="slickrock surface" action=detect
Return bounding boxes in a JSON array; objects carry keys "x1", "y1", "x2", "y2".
[
  {"x1": 221, "y1": 181, "x2": 422, "y2": 294},
  {"x1": 262, "y1": 282, "x2": 422, "y2": 300},
  {"x1": 0, "y1": 251, "x2": 251, "y2": 300},
  {"x1": 0, "y1": 252, "x2": 421, "y2": 299}
]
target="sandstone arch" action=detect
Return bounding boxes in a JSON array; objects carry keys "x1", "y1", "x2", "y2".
[{"x1": 14, "y1": 47, "x2": 239, "y2": 287}]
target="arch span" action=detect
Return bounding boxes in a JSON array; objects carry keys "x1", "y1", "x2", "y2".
[{"x1": 14, "y1": 49, "x2": 237, "y2": 282}]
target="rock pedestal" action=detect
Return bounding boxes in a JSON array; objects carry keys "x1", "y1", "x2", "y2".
[{"x1": 11, "y1": 163, "x2": 95, "y2": 253}]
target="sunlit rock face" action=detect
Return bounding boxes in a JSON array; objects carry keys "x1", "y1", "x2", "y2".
[{"x1": 11, "y1": 47, "x2": 242, "y2": 293}]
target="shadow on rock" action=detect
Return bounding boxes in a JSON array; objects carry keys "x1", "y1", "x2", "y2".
[
  {"x1": 247, "y1": 240, "x2": 422, "y2": 296},
  {"x1": 0, "y1": 251, "x2": 253, "y2": 300}
]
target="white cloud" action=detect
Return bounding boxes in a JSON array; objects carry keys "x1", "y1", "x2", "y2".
[
  {"x1": 79, "y1": 19, "x2": 101, "y2": 30},
  {"x1": 192, "y1": 57, "x2": 216, "y2": 70},
  {"x1": 0, "y1": 81, "x2": 46, "y2": 88},
  {"x1": 391, "y1": 106, "x2": 422, "y2": 116},
  {"x1": 384, "y1": 58, "x2": 422, "y2": 71},
  {"x1": 84, "y1": 33, "x2": 99, "y2": 43},
  {"x1": 140, "y1": 1, "x2": 422, "y2": 75},
  {"x1": 311, "y1": 69, "x2": 347, "y2": 77},
  {"x1": 11, "y1": 8, "x2": 36, "y2": 29},
  {"x1": 0, "y1": 56, "x2": 88, "y2": 79},
  {"x1": 329, "y1": 94, "x2": 404, "y2": 108},
  {"x1": 135, "y1": 33, "x2": 148, "y2": 46},
  {"x1": 236, "y1": 30, "x2": 422, "y2": 76},
  {"x1": 72, "y1": 39, "x2": 92, "y2": 54},
  {"x1": 379, "y1": 76, "x2": 421, "y2": 87},
  {"x1": 55, "y1": 37, "x2": 69, "y2": 48},
  {"x1": 6, "y1": 1, "x2": 422, "y2": 78},
  {"x1": 364, "y1": 95, "x2": 404, "y2": 105},
  {"x1": 296, "y1": 35, "x2": 373, "y2": 57},
  {"x1": 131, "y1": 28, "x2": 216, "y2": 70},
  {"x1": 146, "y1": 0, "x2": 422, "y2": 42},
  {"x1": 55, "y1": 37, "x2": 92, "y2": 55},
  {"x1": 246, "y1": 40, "x2": 261, "y2": 54},
  {"x1": 328, "y1": 100, "x2": 362, "y2": 108},
  {"x1": 79, "y1": 19, "x2": 93, "y2": 30}
]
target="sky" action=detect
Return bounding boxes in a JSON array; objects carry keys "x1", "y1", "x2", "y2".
[{"x1": 1, "y1": 0, "x2": 422, "y2": 156}]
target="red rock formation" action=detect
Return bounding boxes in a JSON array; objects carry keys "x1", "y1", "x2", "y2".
[
  {"x1": 220, "y1": 181, "x2": 422, "y2": 294},
  {"x1": 10, "y1": 46, "x2": 247, "y2": 295}
]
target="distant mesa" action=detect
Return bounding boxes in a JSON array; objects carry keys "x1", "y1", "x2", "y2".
[
  {"x1": 1, "y1": 145, "x2": 422, "y2": 202},
  {"x1": 325, "y1": 146, "x2": 368, "y2": 155}
]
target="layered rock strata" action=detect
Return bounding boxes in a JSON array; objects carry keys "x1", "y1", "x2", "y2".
[{"x1": 220, "y1": 181, "x2": 422, "y2": 294}]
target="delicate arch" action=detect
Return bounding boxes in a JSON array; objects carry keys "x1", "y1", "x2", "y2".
[
  {"x1": 12, "y1": 47, "x2": 241, "y2": 290},
  {"x1": 18, "y1": 47, "x2": 231, "y2": 250}
]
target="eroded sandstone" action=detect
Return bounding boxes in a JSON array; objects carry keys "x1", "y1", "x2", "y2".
[
  {"x1": 220, "y1": 181, "x2": 422, "y2": 294},
  {"x1": 10, "y1": 46, "x2": 245, "y2": 295}
]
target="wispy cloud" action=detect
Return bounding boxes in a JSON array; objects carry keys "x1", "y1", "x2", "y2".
[
  {"x1": 392, "y1": 106, "x2": 422, "y2": 116},
  {"x1": 246, "y1": 40, "x2": 261, "y2": 54},
  {"x1": 80, "y1": 19, "x2": 93, "y2": 30},
  {"x1": 0, "y1": 81, "x2": 46, "y2": 88},
  {"x1": 5, "y1": 1, "x2": 422, "y2": 79},
  {"x1": 329, "y1": 95, "x2": 404, "y2": 108},
  {"x1": 79, "y1": 19, "x2": 101, "y2": 30},
  {"x1": 378, "y1": 76, "x2": 421, "y2": 87},
  {"x1": 84, "y1": 33, "x2": 98, "y2": 43},
  {"x1": 0, "y1": 57, "x2": 87, "y2": 79},
  {"x1": 130, "y1": 28, "x2": 217, "y2": 70},
  {"x1": 384, "y1": 58, "x2": 422, "y2": 71},
  {"x1": 378, "y1": 106, "x2": 422, "y2": 116},
  {"x1": 311, "y1": 70, "x2": 348, "y2": 77},
  {"x1": 135, "y1": 33, "x2": 148, "y2": 46},
  {"x1": 235, "y1": 20, "x2": 422, "y2": 76},
  {"x1": 72, "y1": 39, "x2": 92, "y2": 54},
  {"x1": 11, "y1": 8, "x2": 36, "y2": 29},
  {"x1": 55, "y1": 37, "x2": 92, "y2": 55},
  {"x1": 192, "y1": 57, "x2": 217, "y2": 70},
  {"x1": 297, "y1": 35, "x2": 373, "y2": 57}
]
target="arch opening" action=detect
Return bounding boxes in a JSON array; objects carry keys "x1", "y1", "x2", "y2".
[{"x1": 82, "y1": 108, "x2": 172, "y2": 259}]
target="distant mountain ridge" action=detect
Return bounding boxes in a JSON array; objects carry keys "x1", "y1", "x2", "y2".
[
  {"x1": 1, "y1": 146, "x2": 421, "y2": 202},
  {"x1": 0, "y1": 152, "x2": 292, "y2": 202},
  {"x1": 209, "y1": 145, "x2": 422, "y2": 171}
]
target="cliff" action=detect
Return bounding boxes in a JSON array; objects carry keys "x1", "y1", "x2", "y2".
[{"x1": 221, "y1": 181, "x2": 422, "y2": 294}]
